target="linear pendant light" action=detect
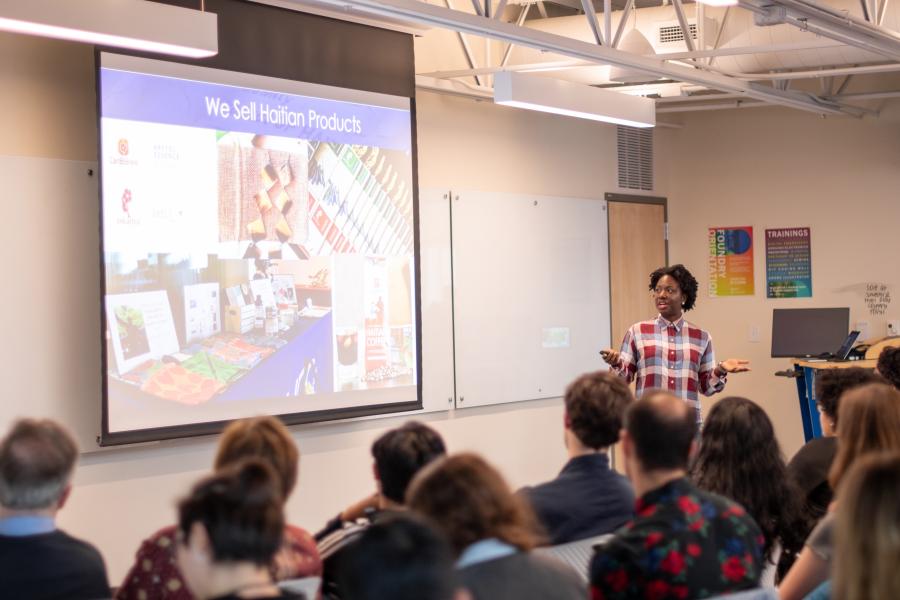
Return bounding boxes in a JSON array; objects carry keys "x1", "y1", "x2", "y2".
[
  {"x1": 494, "y1": 71, "x2": 655, "y2": 128},
  {"x1": 0, "y1": 0, "x2": 218, "y2": 58}
]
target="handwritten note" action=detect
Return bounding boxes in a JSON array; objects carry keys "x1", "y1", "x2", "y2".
[{"x1": 865, "y1": 283, "x2": 892, "y2": 316}]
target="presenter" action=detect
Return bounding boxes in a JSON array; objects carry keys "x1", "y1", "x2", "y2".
[{"x1": 600, "y1": 264, "x2": 750, "y2": 421}]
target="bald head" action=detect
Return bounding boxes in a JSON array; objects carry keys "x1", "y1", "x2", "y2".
[{"x1": 625, "y1": 392, "x2": 697, "y2": 472}]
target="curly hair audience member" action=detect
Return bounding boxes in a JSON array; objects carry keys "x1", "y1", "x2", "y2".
[
  {"x1": 876, "y1": 345, "x2": 900, "y2": 389},
  {"x1": 690, "y1": 397, "x2": 808, "y2": 582},
  {"x1": 779, "y1": 383, "x2": 900, "y2": 600},
  {"x1": 175, "y1": 460, "x2": 300, "y2": 600},
  {"x1": 117, "y1": 417, "x2": 320, "y2": 600},
  {"x1": 408, "y1": 453, "x2": 584, "y2": 600}
]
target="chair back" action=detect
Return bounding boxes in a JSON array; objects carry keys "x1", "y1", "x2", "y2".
[{"x1": 534, "y1": 534, "x2": 612, "y2": 583}]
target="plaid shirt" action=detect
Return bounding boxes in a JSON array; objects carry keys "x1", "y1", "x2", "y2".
[{"x1": 613, "y1": 315, "x2": 726, "y2": 414}]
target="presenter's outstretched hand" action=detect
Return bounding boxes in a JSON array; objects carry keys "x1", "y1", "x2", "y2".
[
  {"x1": 600, "y1": 349, "x2": 621, "y2": 368},
  {"x1": 721, "y1": 358, "x2": 751, "y2": 373}
]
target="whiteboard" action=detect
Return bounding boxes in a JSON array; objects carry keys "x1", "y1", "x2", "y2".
[{"x1": 451, "y1": 191, "x2": 611, "y2": 408}]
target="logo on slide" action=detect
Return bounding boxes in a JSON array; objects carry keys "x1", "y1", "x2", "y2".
[
  {"x1": 121, "y1": 189, "x2": 133, "y2": 215},
  {"x1": 118, "y1": 139, "x2": 129, "y2": 156}
]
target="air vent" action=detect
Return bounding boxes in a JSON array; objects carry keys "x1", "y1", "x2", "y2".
[
  {"x1": 617, "y1": 126, "x2": 653, "y2": 192},
  {"x1": 658, "y1": 23, "x2": 697, "y2": 44}
]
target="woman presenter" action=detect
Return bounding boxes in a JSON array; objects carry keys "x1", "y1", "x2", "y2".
[{"x1": 600, "y1": 264, "x2": 750, "y2": 421}]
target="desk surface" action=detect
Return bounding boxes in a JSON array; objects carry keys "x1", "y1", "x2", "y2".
[{"x1": 793, "y1": 359, "x2": 877, "y2": 370}]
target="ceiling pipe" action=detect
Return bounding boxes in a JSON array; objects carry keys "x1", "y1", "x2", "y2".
[{"x1": 314, "y1": 0, "x2": 865, "y2": 115}]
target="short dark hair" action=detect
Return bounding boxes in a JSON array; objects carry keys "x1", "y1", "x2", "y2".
[
  {"x1": 565, "y1": 371, "x2": 633, "y2": 449},
  {"x1": 372, "y1": 422, "x2": 446, "y2": 504},
  {"x1": 338, "y1": 514, "x2": 459, "y2": 600},
  {"x1": 0, "y1": 419, "x2": 78, "y2": 510},
  {"x1": 877, "y1": 346, "x2": 900, "y2": 390},
  {"x1": 626, "y1": 392, "x2": 697, "y2": 471},
  {"x1": 178, "y1": 460, "x2": 284, "y2": 566},
  {"x1": 814, "y1": 368, "x2": 886, "y2": 427},
  {"x1": 649, "y1": 264, "x2": 699, "y2": 311}
]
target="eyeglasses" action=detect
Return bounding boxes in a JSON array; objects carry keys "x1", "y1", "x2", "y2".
[{"x1": 651, "y1": 286, "x2": 679, "y2": 296}]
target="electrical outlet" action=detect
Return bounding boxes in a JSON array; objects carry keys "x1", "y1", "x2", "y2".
[
  {"x1": 888, "y1": 320, "x2": 900, "y2": 337},
  {"x1": 749, "y1": 325, "x2": 761, "y2": 343}
]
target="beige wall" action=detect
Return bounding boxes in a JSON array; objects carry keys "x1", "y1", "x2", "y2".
[{"x1": 658, "y1": 106, "x2": 900, "y2": 457}]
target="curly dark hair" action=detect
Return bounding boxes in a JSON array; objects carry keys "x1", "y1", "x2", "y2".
[
  {"x1": 564, "y1": 371, "x2": 633, "y2": 449},
  {"x1": 814, "y1": 368, "x2": 886, "y2": 428},
  {"x1": 649, "y1": 264, "x2": 699, "y2": 311},
  {"x1": 690, "y1": 397, "x2": 809, "y2": 573},
  {"x1": 877, "y1": 346, "x2": 900, "y2": 389}
]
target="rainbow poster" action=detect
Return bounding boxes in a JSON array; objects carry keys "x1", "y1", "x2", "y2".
[{"x1": 708, "y1": 226, "x2": 755, "y2": 297}]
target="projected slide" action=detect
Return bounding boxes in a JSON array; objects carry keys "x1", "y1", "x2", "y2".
[{"x1": 99, "y1": 53, "x2": 418, "y2": 441}]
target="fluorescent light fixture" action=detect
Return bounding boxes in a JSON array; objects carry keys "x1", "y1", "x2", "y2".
[
  {"x1": 0, "y1": 0, "x2": 218, "y2": 58},
  {"x1": 695, "y1": 0, "x2": 738, "y2": 6},
  {"x1": 494, "y1": 71, "x2": 655, "y2": 128}
]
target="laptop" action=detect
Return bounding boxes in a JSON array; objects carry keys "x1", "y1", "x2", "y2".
[{"x1": 829, "y1": 330, "x2": 862, "y2": 361}]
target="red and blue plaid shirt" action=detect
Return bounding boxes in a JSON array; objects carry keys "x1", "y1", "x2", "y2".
[{"x1": 613, "y1": 315, "x2": 726, "y2": 415}]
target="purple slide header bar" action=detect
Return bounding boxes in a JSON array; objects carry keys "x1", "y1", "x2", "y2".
[{"x1": 100, "y1": 68, "x2": 412, "y2": 152}]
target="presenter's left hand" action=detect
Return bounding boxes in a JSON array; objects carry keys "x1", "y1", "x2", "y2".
[{"x1": 721, "y1": 358, "x2": 751, "y2": 373}]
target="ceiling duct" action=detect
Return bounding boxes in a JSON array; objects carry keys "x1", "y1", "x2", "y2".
[
  {"x1": 515, "y1": 0, "x2": 894, "y2": 84},
  {"x1": 609, "y1": 28, "x2": 656, "y2": 82}
]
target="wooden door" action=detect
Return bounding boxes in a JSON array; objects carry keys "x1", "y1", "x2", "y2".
[
  {"x1": 606, "y1": 194, "x2": 667, "y2": 473},
  {"x1": 607, "y1": 197, "x2": 668, "y2": 348}
]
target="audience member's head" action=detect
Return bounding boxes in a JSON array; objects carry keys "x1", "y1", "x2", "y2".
[
  {"x1": 877, "y1": 346, "x2": 900, "y2": 390},
  {"x1": 623, "y1": 391, "x2": 697, "y2": 484},
  {"x1": 563, "y1": 371, "x2": 633, "y2": 452},
  {"x1": 690, "y1": 397, "x2": 803, "y2": 563},
  {"x1": 338, "y1": 514, "x2": 466, "y2": 600},
  {"x1": 814, "y1": 367, "x2": 886, "y2": 436},
  {"x1": 176, "y1": 460, "x2": 284, "y2": 600},
  {"x1": 0, "y1": 419, "x2": 78, "y2": 514},
  {"x1": 214, "y1": 416, "x2": 298, "y2": 500},
  {"x1": 407, "y1": 453, "x2": 540, "y2": 556},
  {"x1": 372, "y1": 421, "x2": 446, "y2": 506},
  {"x1": 829, "y1": 383, "x2": 900, "y2": 490},
  {"x1": 834, "y1": 452, "x2": 900, "y2": 600}
]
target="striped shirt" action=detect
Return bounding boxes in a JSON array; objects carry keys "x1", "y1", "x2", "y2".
[{"x1": 613, "y1": 315, "x2": 726, "y2": 415}]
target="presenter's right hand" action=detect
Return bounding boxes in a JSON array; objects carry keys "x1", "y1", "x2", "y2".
[{"x1": 600, "y1": 349, "x2": 621, "y2": 367}]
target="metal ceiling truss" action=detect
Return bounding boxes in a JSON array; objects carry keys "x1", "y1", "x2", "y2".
[{"x1": 316, "y1": 0, "x2": 868, "y2": 115}]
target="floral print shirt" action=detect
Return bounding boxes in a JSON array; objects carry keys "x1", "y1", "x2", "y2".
[{"x1": 590, "y1": 478, "x2": 764, "y2": 600}]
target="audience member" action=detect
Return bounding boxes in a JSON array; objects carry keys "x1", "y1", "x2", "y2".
[
  {"x1": 690, "y1": 396, "x2": 808, "y2": 582},
  {"x1": 408, "y1": 453, "x2": 585, "y2": 600},
  {"x1": 337, "y1": 514, "x2": 469, "y2": 600},
  {"x1": 518, "y1": 371, "x2": 634, "y2": 545},
  {"x1": 787, "y1": 368, "x2": 885, "y2": 524},
  {"x1": 315, "y1": 421, "x2": 446, "y2": 598},
  {"x1": 590, "y1": 391, "x2": 764, "y2": 599},
  {"x1": 117, "y1": 416, "x2": 320, "y2": 600},
  {"x1": 0, "y1": 419, "x2": 109, "y2": 600},
  {"x1": 779, "y1": 383, "x2": 900, "y2": 600},
  {"x1": 176, "y1": 460, "x2": 301, "y2": 600},
  {"x1": 830, "y1": 452, "x2": 900, "y2": 600},
  {"x1": 876, "y1": 345, "x2": 900, "y2": 389}
]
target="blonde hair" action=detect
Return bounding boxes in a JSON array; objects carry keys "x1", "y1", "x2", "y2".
[
  {"x1": 828, "y1": 383, "x2": 900, "y2": 490},
  {"x1": 834, "y1": 452, "x2": 900, "y2": 600}
]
